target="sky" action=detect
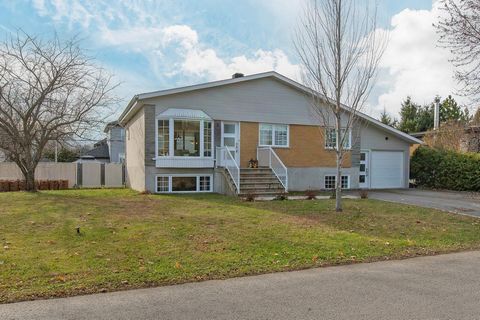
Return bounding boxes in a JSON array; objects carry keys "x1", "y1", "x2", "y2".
[{"x1": 0, "y1": 0, "x2": 470, "y2": 121}]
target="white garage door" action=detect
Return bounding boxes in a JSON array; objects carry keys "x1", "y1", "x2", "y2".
[{"x1": 371, "y1": 151, "x2": 404, "y2": 189}]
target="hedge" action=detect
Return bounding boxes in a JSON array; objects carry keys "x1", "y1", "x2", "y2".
[
  {"x1": 0, "y1": 180, "x2": 69, "y2": 192},
  {"x1": 411, "y1": 146, "x2": 480, "y2": 191}
]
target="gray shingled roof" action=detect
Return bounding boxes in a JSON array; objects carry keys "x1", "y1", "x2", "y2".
[{"x1": 83, "y1": 142, "x2": 110, "y2": 159}]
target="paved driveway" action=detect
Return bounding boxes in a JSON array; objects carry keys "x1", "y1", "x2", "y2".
[
  {"x1": 369, "y1": 189, "x2": 480, "y2": 217},
  {"x1": 2, "y1": 251, "x2": 480, "y2": 320}
]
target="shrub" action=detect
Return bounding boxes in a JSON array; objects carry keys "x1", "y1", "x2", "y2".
[
  {"x1": 359, "y1": 189, "x2": 368, "y2": 199},
  {"x1": 274, "y1": 192, "x2": 288, "y2": 201},
  {"x1": 411, "y1": 146, "x2": 480, "y2": 191},
  {"x1": 244, "y1": 192, "x2": 256, "y2": 202},
  {"x1": 305, "y1": 190, "x2": 317, "y2": 200}
]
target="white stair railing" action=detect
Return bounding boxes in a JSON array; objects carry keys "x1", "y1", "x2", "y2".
[
  {"x1": 257, "y1": 146, "x2": 288, "y2": 191},
  {"x1": 216, "y1": 146, "x2": 240, "y2": 193}
]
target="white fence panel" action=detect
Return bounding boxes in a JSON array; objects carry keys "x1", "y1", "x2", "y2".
[
  {"x1": 0, "y1": 162, "x2": 124, "y2": 189},
  {"x1": 81, "y1": 163, "x2": 101, "y2": 188},
  {"x1": 36, "y1": 163, "x2": 77, "y2": 188},
  {"x1": 105, "y1": 163, "x2": 123, "y2": 187}
]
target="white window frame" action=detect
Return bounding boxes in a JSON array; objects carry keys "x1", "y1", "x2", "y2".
[
  {"x1": 324, "y1": 175, "x2": 350, "y2": 189},
  {"x1": 155, "y1": 174, "x2": 213, "y2": 193},
  {"x1": 325, "y1": 128, "x2": 352, "y2": 150},
  {"x1": 155, "y1": 118, "x2": 214, "y2": 159},
  {"x1": 258, "y1": 123, "x2": 289, "y2": 148}
]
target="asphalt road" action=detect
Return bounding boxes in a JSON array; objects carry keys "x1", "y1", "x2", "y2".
[
  {"x1": 2, "y1": 251, "x2": 480, "y2": 320},
  {"x1": 369, "y1": 189, "x2": 480, "y2": 217}
]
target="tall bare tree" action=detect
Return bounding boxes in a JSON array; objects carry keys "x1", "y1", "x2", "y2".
[
  {"x1": 436, "y1": 0, "x2": 480, "y2": 102},
  {"x1": 0, "y1": 32, "x2": 117, "y2": 191},
  {"x1": 294, "y1": 0, "x2": 387, "y2": 211}
]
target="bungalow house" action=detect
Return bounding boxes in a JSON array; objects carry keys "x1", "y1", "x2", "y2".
[{"x1": 118, "y1": 71, "x2": 421, "y2": 195}]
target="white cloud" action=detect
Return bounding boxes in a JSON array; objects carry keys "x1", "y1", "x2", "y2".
[
  {"x1": 31, "y1": 0, "x2": 301, "y2": 86},
  {"x1": 100, "y1": 23, "x2": 300, "y2": 81},
  {"x1": 375, "y1": 3, "x2": 467, "y2": 117}
]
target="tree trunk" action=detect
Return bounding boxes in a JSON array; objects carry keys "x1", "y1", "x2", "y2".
[
  {"x1": 335, "y1": 152, "x2": 342, "y2": 212},
  {"x1": 24, "y1": 167, "x2": 37, "y2": 192}
]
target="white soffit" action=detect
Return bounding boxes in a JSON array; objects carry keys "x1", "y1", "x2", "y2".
[{"x1": 158, "y1": 108, "x2": 212, "y2": 120}]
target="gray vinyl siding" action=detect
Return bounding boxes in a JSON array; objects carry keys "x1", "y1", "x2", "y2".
[
  {"x1": 145, "y1": 78, "x2": 350, "y2": 126},
  {"x1": 108, "y1": 127, "x2": 125, "y2": 163}
]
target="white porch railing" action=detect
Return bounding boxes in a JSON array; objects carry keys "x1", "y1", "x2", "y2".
[
  {"x1": 257, "y1": 146, "x2": 288, "y2": 191},
  {"x1": 216, "y1": 146, "x2": 240, "y2": 193}
]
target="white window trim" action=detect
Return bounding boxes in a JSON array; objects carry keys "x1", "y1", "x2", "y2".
[
  {"x1": 324, "y1": 174, "x2": 351, "y2": 190},
  {"x1": 155, "y1": 174, "x2": 213, "y2": 193},
  {"x1": 324, "y1": 128, "x2": 352, "y2": 150},
  {"x1": 154, "y1": 117, "x2": 214, "y2": 160},
  {"x1": 258, "y1": 123, "x2": 290, "y2": 148}
]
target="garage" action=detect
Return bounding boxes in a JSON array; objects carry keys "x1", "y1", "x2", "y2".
[{"x1": 370, "y1": 151, "x2": 404, "y2": 189}]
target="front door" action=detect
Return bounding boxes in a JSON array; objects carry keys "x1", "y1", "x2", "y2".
[
  {"x1": 359, "y1": 151, "x2": 369, "y2": 188},
  {"x1": 221, "y1": 122, "x2": 240, "y2": 164}
]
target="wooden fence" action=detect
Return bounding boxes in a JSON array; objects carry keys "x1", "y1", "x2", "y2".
[{"x1": 0, "y1": 162, "x2": 124, "y2": 188}]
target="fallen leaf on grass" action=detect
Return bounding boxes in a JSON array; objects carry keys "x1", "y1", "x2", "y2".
[{"x1": 174, "y1": 261, "x2": 182, "y2": 269}]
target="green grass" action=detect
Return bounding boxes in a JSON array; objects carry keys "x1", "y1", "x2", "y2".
[{"x1": 1, "y1": 189, "x2": 480, "y2": 303}]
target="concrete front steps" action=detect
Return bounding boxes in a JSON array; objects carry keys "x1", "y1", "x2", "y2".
[{"x1": 239, "y1": 167, "x2": 286, "y2": 197}]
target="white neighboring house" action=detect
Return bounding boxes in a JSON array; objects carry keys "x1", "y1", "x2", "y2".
[{"x1": 0, "y1": 149, "x2": 6, "y2": 162}]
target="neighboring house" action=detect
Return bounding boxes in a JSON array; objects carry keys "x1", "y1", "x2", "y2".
[
  {"x1": 118, "y1": 71, "x2": 421, "y2": 195},
  {"x1": 104, "y1": 121, "x2": 126, "y2": 163},
  {"x1": 411, "y1": 126, "x2": 480, "y2": 154},
  {"x1": 0, "y1": 149, "x2": 6, "y2": 162},
  {"x1": 76, "y1": 139, "x2": 110, "y2": 163},
  {"x1": 77, "y1": 122, "x2": 126, "y2": 163}
]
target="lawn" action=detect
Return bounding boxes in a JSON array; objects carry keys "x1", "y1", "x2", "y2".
[{"x1": 1, "y1": 189, "x2": 480, "y2": 303}]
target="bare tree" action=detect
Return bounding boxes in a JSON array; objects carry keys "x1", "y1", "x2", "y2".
[
  {"x1": 294, "y1": 0, "x2": 387, "y2": 211},
  {"x1": 436, "y1": 0, "x2": 480, "y2": 102},
  {"x1": 0, "y1": 32, "x2": 117, "y2": 191}
]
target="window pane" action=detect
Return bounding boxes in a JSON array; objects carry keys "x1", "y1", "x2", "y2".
[
  {"x1": 172, "y1": 177, "x2": 197, "y2": 191},
  {"x1": 360, "y1": 152, "x2": 366, "y2": 161},
  {"x1": 341, "y1": 176, "x2": 349, "y2": 189},
  {"x1": 174, "y1": 120, "x2": 200, "y2": 157},
  {"x1": 223, "y1": 137, "x2": 235, "y2": 147},
  {"x1": 325, "y1": 128, "x2": 336, "y2": 148},
  {"x1": 359, "y1": 175, "x2": 365, "y2": 183},
  {"x1": 199, "y1": 176, "x2": 211, "y2": 191},
  {"x1": 260, "y1": 124, "x2": 273, "y2": 145},
  {"x1": 324, "y1": 175, "x2": 336, "y2": 189},
  {"x1": 360, "y1": 164, "x2": 366, "y2": 172},
  {"x1": 274, "y1": 124, "x2": 288, "y2": 146},
  {"x1": 157, "y1": 176, "x2": 169, "y2": 192},
  {"x1": 224, "y1": 123, "x2": 235, "y2": 134},
  {"x1": 204, "y1": 121, "x2": 212, "y2": 157},
  {"x1": 158, "y1": 120, "x2": 170, "y2": 156}
]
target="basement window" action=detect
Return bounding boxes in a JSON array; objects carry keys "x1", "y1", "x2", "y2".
[
  {"x1": 324, "y1": 175, "x2": 350, "y2": 189},
  {"x1": 156, "y1": 175, "x2": 213, "y2": 193}
]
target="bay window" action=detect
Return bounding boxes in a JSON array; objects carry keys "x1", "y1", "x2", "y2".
[
  {"x1": 325, "y1": 128, "x2": 351, "y2": 149},
  {"x1": 259, "y1": 123, "x2": 289, "y2": 147},
  {"x1": 156, "y1": 118, "x2": 213, "y2": 158}
]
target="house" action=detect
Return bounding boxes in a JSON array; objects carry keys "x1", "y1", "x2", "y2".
[
  {"x1": 104, "y1": 121, "x2": 126, "y2": 163},
  {"x1": 118, "y1": 71, "x2": 421, "y2": 195},
  {"x1": 77, "y1": 121, "x2": 126, "y2": 163},
  {"x1": 411, "y1": 125, "x2": 480, "y2": 154},
  {"x1": 0, "y1": 149, "x2": 5, "y2": 162}
]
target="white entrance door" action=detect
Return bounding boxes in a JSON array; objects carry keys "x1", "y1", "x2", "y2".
[
  {"x1": 370, "y1": 151, "x2": 404, "y2": 189},
  {"x1": 221, "y1": 122, "x2": 240, "y2": 164},
  {"x1": 359, "y1": 151, "x2": 369, "y2": 188}
]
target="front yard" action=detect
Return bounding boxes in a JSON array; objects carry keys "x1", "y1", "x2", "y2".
[{"x1": 1, "y1": 189, "x2": 480, "y2": 303}]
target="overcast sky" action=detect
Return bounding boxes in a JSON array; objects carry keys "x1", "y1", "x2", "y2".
[{"x1": 0, "y1": 0, "x2": 470, "y2": 121}]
